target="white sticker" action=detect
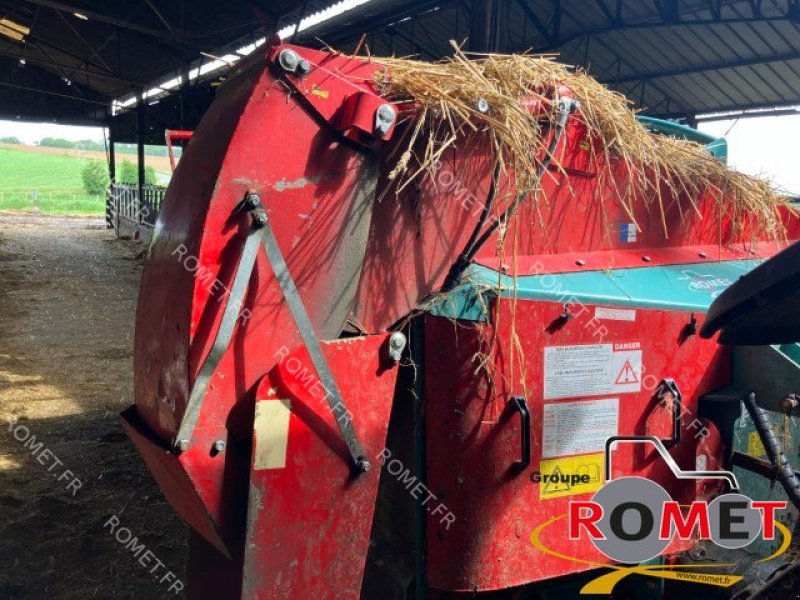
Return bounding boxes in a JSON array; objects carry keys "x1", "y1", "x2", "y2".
[
  {"x1": 611, "y1": 346, "x2": 642, "y2": 395},
  {"x1": 544, "y1": 343, "x2": 642, "y2": 400},
  {"x1": 543, "y1": 398, "x2": 619, "y2": 458},
  {"x1": 595, "y1": 307, "x2": 636, "y2": 322},
  {"x1": 253, "y1": 398, "x2": 292, "y2": 470}
]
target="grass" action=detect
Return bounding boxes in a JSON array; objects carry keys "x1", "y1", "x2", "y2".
[
  {"x1": 0, "y1": 190, "x2": 105, "y2": 214},
  {"x1": 0, "y1": 146, "x2": 105, "y2": 215}
]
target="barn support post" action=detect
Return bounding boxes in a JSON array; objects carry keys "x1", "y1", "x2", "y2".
[
  {"x1": 137, "y1": 93, "x2": 146, "y2": 225},
  {"x1": 106, "y1": 116, "x2": 116, "y2": 230},
  {"x1": 108, "y1": 128, "x2": 116, "y2": 183}
]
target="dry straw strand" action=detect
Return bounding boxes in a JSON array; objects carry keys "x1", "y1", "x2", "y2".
[{"x1": 373, "y1": 43, "x2": 789, "y2": 239}]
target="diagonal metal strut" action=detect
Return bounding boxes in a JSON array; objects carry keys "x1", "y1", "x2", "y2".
[{"x1": 175, "y1": 194, "x2": 370, "y2": 474}]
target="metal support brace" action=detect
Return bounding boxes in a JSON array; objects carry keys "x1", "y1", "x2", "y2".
[
  {"x1": 254, "y1": 195, "x2": 371, "y2": 473},
  {"x1": 174, "y1": 214, "x2": 264, "y2": 453},
  {"x1": 175, "y1": 194, "x2": 370, "y2": 474}
]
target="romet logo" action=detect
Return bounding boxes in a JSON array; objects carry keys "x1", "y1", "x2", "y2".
[{"x1": 531, "y1": 437, "x2": 792, "y2": 594}]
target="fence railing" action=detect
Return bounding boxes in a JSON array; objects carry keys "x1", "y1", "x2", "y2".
[{"x1": 107, "y1": 183, "x2": 166, "y2": 239}]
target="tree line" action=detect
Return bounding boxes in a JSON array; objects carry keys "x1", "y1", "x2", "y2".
[
  {"x1": 2, "y1": 136, "x2": 178, "y2": 157},
  {"x1": 82, "y1": 159, "x2": 158, "y2": 195}
]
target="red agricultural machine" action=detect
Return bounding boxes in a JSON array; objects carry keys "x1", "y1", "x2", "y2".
[{"x1": 124, "y1": 38, "x2": 800, "y2": 599}]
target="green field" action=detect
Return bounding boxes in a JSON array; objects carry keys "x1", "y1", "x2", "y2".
[{"x1": 0, "y1": 146, "x2": 106, "y2": 215}]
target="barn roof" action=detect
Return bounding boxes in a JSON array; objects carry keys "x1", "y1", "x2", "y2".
[{"x1": 2, "y1": 0, "x2": 798, "y2": 129}]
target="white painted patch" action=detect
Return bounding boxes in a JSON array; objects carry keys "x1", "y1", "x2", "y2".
[
  {"x1": 253, "y1": 399, "x2": 292, "y2": 470},
  {"x1": 543, "y1": 398, "x2": 619, "y2": 458}
]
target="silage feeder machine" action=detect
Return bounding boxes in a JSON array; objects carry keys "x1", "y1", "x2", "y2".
[{"x1": 122, "y1": 38, "x2": 800, "y2": 599}]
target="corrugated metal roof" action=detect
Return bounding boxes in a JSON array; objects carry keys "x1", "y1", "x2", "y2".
[
  {"x1": 0, "y1": 0, "x2": 309, "y2": 123},
  {"x1": 300, "y1": 0, "x2": 800, "y2": 117},
  {"x1": 2, "y1": 0, "x2": 799, "y2": 124}
]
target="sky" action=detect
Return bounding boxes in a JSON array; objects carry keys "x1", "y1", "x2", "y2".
[
  {"x1": 1, "y1": 120, "x2": 107, "y2": 145},
  {"x1": 2, "y1": 111, "x2": 799, "y2": 194},
  {"x1": 699, "y1": 113, "x2": 800, "y2": 195}
]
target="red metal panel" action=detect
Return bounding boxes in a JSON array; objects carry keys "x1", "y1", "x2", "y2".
[
  {"x1": 425, "y1": 299, "x2": 731, "y2": 592},
  {"x1": 476, "y1": 241, "x2": 791, "y2": 276},
  {"x1": 352, "y1": 116, "x2": 800, "y2": 332},
  {"x1": 121, "y1": 407, "x2": 229, "y2": 552},
  {"x1": 243, "y1": 335, "x2": 398, "y2": 599},
  {"x1": 133, "y1": 43, "x2": 390, "y2": 552},
  {"x1": 129, "y1": 40, "x2": 800, "y2": 592}
]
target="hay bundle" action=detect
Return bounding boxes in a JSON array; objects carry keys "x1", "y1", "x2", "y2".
[{"x1": 373, "y1": 44, "x2": 788, "y2": 239}]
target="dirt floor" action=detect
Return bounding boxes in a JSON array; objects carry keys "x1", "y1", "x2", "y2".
[{"x1": 0, "y1": 212, "x2": 188, "y2": 599}]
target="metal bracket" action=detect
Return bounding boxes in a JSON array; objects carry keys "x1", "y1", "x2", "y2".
[
  {"x1": 254, "y1": 194, "x2": 371, "y2": 474},
  {"x1": 174, "y1": 199, "x2": 265, "y2": 453},
  {"x1": 174, "y1": 194, "x2": 370, "y2": 474}
]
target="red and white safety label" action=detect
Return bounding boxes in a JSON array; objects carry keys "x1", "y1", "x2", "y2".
[{"x1": 543, "y1": 343, "x2": 642, "y2": 400}]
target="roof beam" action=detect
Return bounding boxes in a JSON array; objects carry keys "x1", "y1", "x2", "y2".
[
  {"x1": 0, "y1": 50, "x2": 138, "y2": 84},
  {"x1": 705, "y1": 0, "x2": 721, "y2": 20},
  {"x1": 552, "y1": 0, "x2": 561, "y2": 44},
  {"x1": 21, "y1": 0, "x2": 186, "y2": 42},
  {"x1": 537, "y1": 14, "x2": 792, "y2": 52},
  {"x1": 661, "y1": 0, "x2": 679, "y2": 23},
  {"x1": 589, "y1": 33, "x2": 691, "y2": 113},
  {"x1": 53, "y1": 8, "x2": 113, "y2": 72},
  {"x1": 595, "y1": 0, "x2": 618, "y2": 25},
  {"x1": 0, "y1": 80, "x2": 108, "y2": 105},
  {"x1": 143, "y1": 0, "x2": 173, "y2": 33},
  {"x1": 606, "y1": 49, "x2": 800, "y2": 84},
  {"x1": 514, "y1": 0, "x2": 556, "y2": 45}
]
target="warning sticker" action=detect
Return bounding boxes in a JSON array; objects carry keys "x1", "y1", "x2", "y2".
[
  {"x1": 747, "y1": 431, "x2": 766, "y2": 457},
  {"x1": 595, "y1": 307, "x2": 636, "y2": 322},
  {"x1": 611, "y1": 347, "x2": 642, "y2": 395},
  {"x1": 544, "y1": 343, "x2": 642, "y2": 400},
  {"x1": 542, "y1": 398, "x2": 619, "y2": 458},
  {"x1": 539, "y1": 453, "x2": 605, "y2": 499}
]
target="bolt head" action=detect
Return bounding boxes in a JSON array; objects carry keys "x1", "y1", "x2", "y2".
[
  {"x1": 388, "y1": 331, "x2": 406, "y2": 362},
  {"x1": 377, "y1": 103, "x2": 396, "y2": 124},
  {"x1": 476, "y1": 98, "x2": 489, "y2": 113},
  {"x1": 176, "y1": 439, "x2": 190, "y2": 452},
  {"x1": 255, "y1": 213, "x2": 268, "y2": 226},
  {"x1": 278, "y1": 49, "x2": 299, "y2": 72},
  {"x1": 296, "y1": 59, "x2": 311, "y2": 75},
  {"x1": 358, "y1": 458, "x2": 372, "y2": 473},
  {"x1": 213, "y1": 439, "x2": 226, "y2": 453}
]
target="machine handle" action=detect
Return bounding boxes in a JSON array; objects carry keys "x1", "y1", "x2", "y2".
[
  {"x1": 509, "y1": 396, "x2": 531, "y2": 473},
  {"x1": 656, "y1": 378, "x2": 682, "y2": 448}
]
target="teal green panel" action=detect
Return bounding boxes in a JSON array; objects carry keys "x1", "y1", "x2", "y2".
[
  {"x1": 732, "y1": 409, "x2": 800, "y2": 556},
  {"x1": 636, "y1": 116, "x2": 728, "y2": 162},
  {"x1": 426, "y1": 259, "x2": 764, "y2": 321},
  {"x1": 423, "y1": 280, "x2": 496, "y2": 321},
  {"x1": 778, "y1": 343, "x2": 800, "y2": 365}
]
